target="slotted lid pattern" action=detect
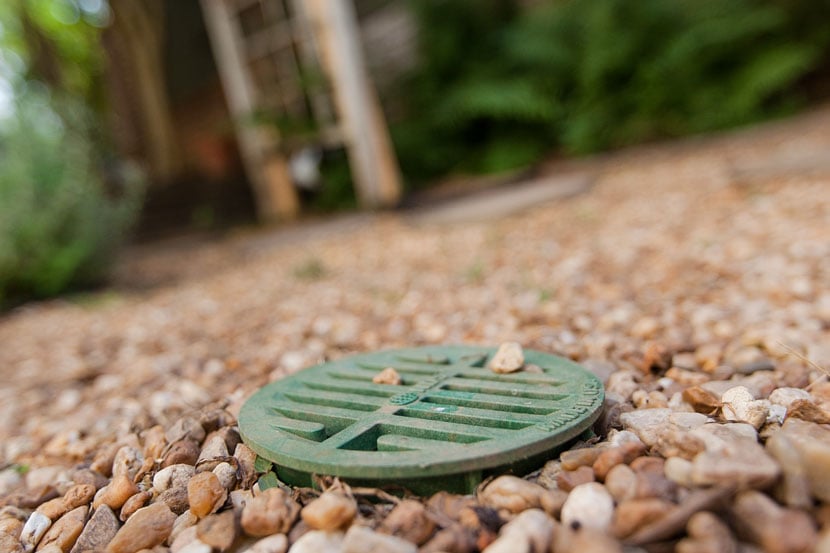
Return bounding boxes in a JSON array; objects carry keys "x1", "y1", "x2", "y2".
[{"x1": 240, "y1": 345, "x2": 604, "y2": 492}]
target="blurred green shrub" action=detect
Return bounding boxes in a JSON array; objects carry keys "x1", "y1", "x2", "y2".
[
  {"x1": 0, "y1": 0, "x2": 142, "y2": 307},
  {"x1": 0, "y1": 90, "x2": 143, "y2": 306},
  {"x1": 396, "y1": 0, "x2": 830, "y2": 181}
]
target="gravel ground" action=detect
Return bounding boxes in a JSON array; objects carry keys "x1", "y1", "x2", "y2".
[{"x1": 1, "y1": 108, "x2": 829, "y2": 552}]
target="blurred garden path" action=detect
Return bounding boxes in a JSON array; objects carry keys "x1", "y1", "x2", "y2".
[{"x1": 1, "y1": 104, "x2": 829, "y2": 463}]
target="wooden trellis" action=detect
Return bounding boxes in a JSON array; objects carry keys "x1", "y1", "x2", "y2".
[{"x1": 200, "y1": 0, "x2": 402, "y2": 220}]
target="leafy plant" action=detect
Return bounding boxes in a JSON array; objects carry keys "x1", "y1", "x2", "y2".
[
  {"x1": 0, "y1": 0, "x2": 142, "y2": 307},
  {"x1": 0, "y1": 90, "x2": 143, "y2": 306},
  {"x1": 395, "y1": 0, "x2": 830, "y2": 182}
]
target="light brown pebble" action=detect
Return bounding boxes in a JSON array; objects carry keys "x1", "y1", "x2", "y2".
[
  {"x1": 612, "y1": 498, "x2": 673, "y2": 538},
  {"x1": 92, "y1": 473, "x2": 138, "y2": 511},
  {"x1": 175, "y1": 538, "x2": 211, "y2": 553},
  {"x1": 188, "y1": 473, "x2": 227, "y2": 519},
  {"x1": 229, "y1": 490, "x2": 254, "y2": 511},
  {"x1": 631, "y1": 390, "x2": 669, "y2": 409},
  {"x1": 69, "y1": 504, "x2": 119, "y2": 553},
  {"x1": 0, "y1": 517, "x2": 24, "y2": 540},
  {"x1": 771, "y1": 418, "x2": 830, "y2": 502},
  {"x1": 486, "y1": 509, "x2": 553, "y2": 553},
  {"x1": 62, "y1": 485, "x2": 95, "y2": 511},
  {"x1": 90, "y1": 444, "x2": 120, "y2": 477},
  {"x1": 378, "y1": 500, "x2": 435, "y2": 545},
  {"x1": 593, "y1": 442, "x2": 646, "y2": 481},
  {"x1": 196, "y1": 511, "x2": 237, "y2": 552},
  {"x1": 160, "y1": 486, "x2": 192, "y2": 516},
  {"x1": 605, "y1": 464, "x2": 638, "y2": 503},
  {"x1": 689, "y1": 425, "x2": 780, "y2": 489},
  {"x1": 489, "y1": 342, "x2": 525, "y2": 374},
  {"x1": 212, "y1": 463, "x2": 237, "y2": 491},
  {"x1": 153, "y1": 465, "x2": 195, "y2": 493},
  {"x1": 37, "y1": 505, "x2": 87, "y2": 552},
  {"x1": 286, "y1": 529, "x2": 344, "y2": 553},
  {"x1": 166, "y1": 417, "x2": 206, "y2": 445},
  {"x1": 36, "y1": 498, "x2": 67, "y2": 522},
  {"x1": 240, "y1": 487, "x2": 299, "y2": 537},
  {"x1": 539, "y1": 489, "x2": 568, "y2": 519},
  {"x1": 162, "y1": 440, "x2": 201, "y2": 468},
  {"x1": 553, "y1": 525, "x2": 623, "y2": 553},
  {"x1": 233, "y1": 444, "x2": 259, "y2": 490},
  {"x1": 141, "y1": 425, "x2": 167, "y2": 461},
  {"x1": 632, "y1": 458, "x2": 677, "y2": 501},
  {"x1": 721, "y1": 387, "x2": 769, "y2": 429},
  {"x1": 560, "y1": 448, "x2": 604, "y2": 471},
  {"x1": 300, "y1": 491, "x2": 356, "y2": 531},
  {"x1": 106, "y1": 502, "x2": 176, "y2": 553},
  {"x1": 420, "y1": 525, "x2": 477, "y2": 553},
  {"x1": 120, "y1": 491, "x2": 152, "y2": 522},
  {"x1": 731, "y1": 490, "x2": 817, "y2": 553},
  {"x1": 67, "y1": 469, "x2": 107, "y2": 492},
  {"x1": 665, "y1": 367, "x2": 709, "y2": 387},
  {"x1": 242, "y1": 533, "x2": 287, "y2": 553},
  {"x1": 196, "y1": 436, "x2": 230, "y2": 467},
  {"x1": 555, "y1": 466, "x2": 595, "y2": 492},
  {"x1": 372, "y1": 367, "x2": 402, "y2": 385},
  {"x1": 0, "y1": 533, "x2": 25, "y2": 553},
  {"x1": 426, "y1": 492, "x2": 476, "y2": 521},
  {"x1": 169, "y1": 511, "x2": 199, "y2": 547},
  {"x1": 343, "y1": 524, "x2": 416, "y2": 553},
  {"x1": 664, "y1": 457, "x2": 695, "y2": 488},
  {"x1": 170, "y1": 524, "x2": 199, "y2": 553},
  {"x1": 479, "y1": 476, "x2": 544, "y2": 513},
  {"x1": 787, "y1": 399, "x2": 830, "y2": 424},
  {"x1": 676, "y1": 511, "x2": 737, "y2": 553}
]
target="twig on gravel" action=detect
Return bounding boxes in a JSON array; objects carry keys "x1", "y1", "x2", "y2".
[{"x1": 775, "y1": 341, "x2": 830, "y2": 390}]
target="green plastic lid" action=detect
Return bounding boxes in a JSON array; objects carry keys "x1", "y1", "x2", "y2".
[{"x1": 240, "y1": 345, "x2": 604, "y2": 494}]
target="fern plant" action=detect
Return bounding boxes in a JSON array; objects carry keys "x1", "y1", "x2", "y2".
[{"x1": 395, "y1": 0, "x2": 830, "y2": 182}]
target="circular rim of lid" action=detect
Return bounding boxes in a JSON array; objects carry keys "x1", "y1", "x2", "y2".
[{"x1": 239, "y1": 345, "x2": 604, "y2": 481}]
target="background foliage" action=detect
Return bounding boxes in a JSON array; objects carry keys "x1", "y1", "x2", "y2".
[
  {"x1": 0, "y1": 0, "x2": 142, "y2": 306},
  {"x1": 393, "y1": 0, "x2": 830, "y2": 182}
]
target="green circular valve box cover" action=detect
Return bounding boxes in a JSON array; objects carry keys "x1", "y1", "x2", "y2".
[{"x1": 240, "y1": 345, "x2": 604, "y2": 494}]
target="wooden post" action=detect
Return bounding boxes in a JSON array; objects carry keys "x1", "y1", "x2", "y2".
[
  {"x1": 305, "y1": 0, "x2": 403, "y2": 209},
  {"x1": 200, "y1": 0, "x2": 299, "y2": 221}
]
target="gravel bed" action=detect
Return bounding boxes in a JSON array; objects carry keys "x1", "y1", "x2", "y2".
[{"x1": 1, "y1": 110, "x2": 829, "y2": 552}]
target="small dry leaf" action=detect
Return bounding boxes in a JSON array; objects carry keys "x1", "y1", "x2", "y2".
[
  {"x1": 682, "y1": 386, "x2": 722, "y2": 416},
  {"x1": 786, "y1": 399, "x2": 830, "y2": 424}
]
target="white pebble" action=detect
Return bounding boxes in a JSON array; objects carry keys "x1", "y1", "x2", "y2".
[
  {"x1": 664, "y1": 457, "x2": 694, "y2": 487},
  {"x1": 769, "y1": 387, "x2": 812, "y2": 408},
  {"x1": 20, "y1": 512, "x2": 51, "y2": 553},
  {"x1": 343, "y1": 525, "x2": 416, "y2": 553},
  {"x1": 177, "y1": 540, "x2": 213, "y2": 553},
  {"x1": 768, "y1": 404, "x2": 787, "y2": 424},
  {"x1": 721, "y1": 386, "x2": 769, "y2": 429},
  {"x1": 213, "y1": 462, "x2": 238, "y2": 490},
  {"x1": 153, "y1": 464, "x2": 195, "y2": 492},
  {"x1": 609, "y1": 430, "x2": 643, "y2": 447},
  {"x1": 243, "y1": 533, "x2": 288, "y2": 553},
  {"x1": 487, "y1": 509, "x2": 553, "y2": 553},
  {"x1": 560, "y1": 482, "x2": 614, "y2": 533},
  {"x1": 288, "y1": 530, "x2": 344, "y2": 553}
]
